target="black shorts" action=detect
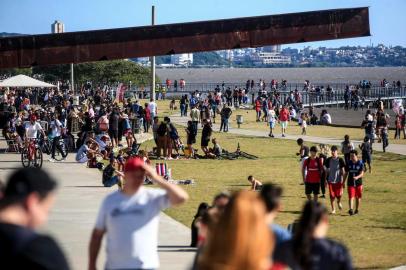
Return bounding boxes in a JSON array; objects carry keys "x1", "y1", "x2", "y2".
[
  {"x1": 187, "y1": 136, "x2": 196, "y2": 145},
  {"x1": 362, "y1": 154, "x2": 371, "y2": 164},
  {"x1": 305, "y1": 182, "x2": 320, "y2": 195},
  {"x1": 201, "y1": 139, "x2": 210, "y2": 147},
  {"x1": 109, "y1": 129, "x2": 118, "y2": 139}
]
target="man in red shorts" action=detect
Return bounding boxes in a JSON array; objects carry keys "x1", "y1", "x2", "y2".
[
  {"x1": 324, "y1": 145, "x2": 346, "y2": 214},
  {"x1": 302, "y1": 146, "x2": 324, "y2": 201},
  {"x1": 344, "y1": 150, "x2": 364, "y2": 215}
]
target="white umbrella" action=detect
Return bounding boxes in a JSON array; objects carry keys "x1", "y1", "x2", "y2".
[{"x1": 0, "y1": 74, "x2": 56, "y2": 88}]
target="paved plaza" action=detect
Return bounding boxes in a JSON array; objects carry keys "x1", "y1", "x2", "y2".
[{"x1": 0, "y1": 139, "x2": 195, "y2": 270}]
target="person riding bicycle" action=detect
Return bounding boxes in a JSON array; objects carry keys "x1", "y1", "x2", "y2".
[
  {"x1": 49, "y1": 113, "x2": 66, "y2": 162},
  {"x1": 24, "y1": 115, "x2": 46, "y2": 143}
]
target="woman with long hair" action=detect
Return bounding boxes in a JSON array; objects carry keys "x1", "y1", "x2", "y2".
[
  {"x1": 190, "y1": 202, "x2": 210, "y2": 247},
  {"x1": 274, "y1": 201, "x2": 352, "y2": 270},
  {"x1": 197, "y1": 191, "x2": 273, "y2": 270}
]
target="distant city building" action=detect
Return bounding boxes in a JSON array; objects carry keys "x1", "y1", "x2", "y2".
[
  {"x1": 251, "y1": 52, "x2": 291, "y2": 65},
  {"x1": 135, "y1": 57, "x2": 151, "y2": 66},
  {"x1": 171, "y1": 53, "x2": 193, "y2": 66},
  {"x1": 51, "y1": 20, "x2": 65, "y2": 34},
  {"x1": 263, "y1": 45, "x2": 281, "y2": 53}
]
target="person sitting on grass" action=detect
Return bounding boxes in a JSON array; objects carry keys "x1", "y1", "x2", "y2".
[
  {"x1": 247, "y1": 175, "x2": 263, "y2": 191},
  {"x1": 102, "y1": 158, "x2": 124, "y2": 189},
  {"x1": 205, "y1": 138, "x2": 222, "y2": 159}
]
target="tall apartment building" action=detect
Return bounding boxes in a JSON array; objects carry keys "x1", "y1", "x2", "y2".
[{"x1": 51, "y1": 20, "x2": 65, "y2": 34}]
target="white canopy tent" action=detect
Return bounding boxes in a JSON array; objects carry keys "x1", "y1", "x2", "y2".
[{"x1": 0, "y1": 74, "x2": 56, "y2": 88}]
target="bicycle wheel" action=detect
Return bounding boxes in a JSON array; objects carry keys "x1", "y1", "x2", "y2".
[
  {"x1": 239, "y1": 151, "x2": 258, "y2": 160},
  {"x1": 21, "y1": 148, "x2": 31, "y2": 168},
  {"x1": 33, "y1": 148, "x2": 43, "y2": 168}
]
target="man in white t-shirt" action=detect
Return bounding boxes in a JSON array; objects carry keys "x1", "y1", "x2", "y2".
[
  {"x1": 88, "y1": 157, "x2": 189, "y2": 270},
  {"x1": 25, "y1": 115, "x2": 45, "y2": 140},
  {"x1": 148, "y1": 99, "x2": 158, "y2": 122}
]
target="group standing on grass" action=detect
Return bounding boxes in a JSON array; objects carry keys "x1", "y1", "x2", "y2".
[{"x1": 299, "y1": 136, "x2": 368, "y2": 216}]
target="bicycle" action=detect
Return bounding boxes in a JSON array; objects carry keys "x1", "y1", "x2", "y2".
[{"x1": 21, "y1": 139, "x2": 43, "y2": 168}]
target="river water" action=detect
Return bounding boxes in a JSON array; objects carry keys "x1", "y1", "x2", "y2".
[{"x1": 156, "y1": 67, "x2": 406, "y2": 84}]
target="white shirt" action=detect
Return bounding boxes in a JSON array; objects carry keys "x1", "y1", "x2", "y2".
[
  {"x1": 50, "y1": 119, "x2": 62, "y2": 138},
  {"x1": 95, "y1": 188, "x2": 170, "y2": 269},
  {"x1": 268, "y1": 109, "x2": 276, "y2": 122},
  {"x1": 148, "y1": 102, "x2": 157, "y2": 114},
  {"x1": 25, "y1": 122, "x2": 43, "y2": 139}
]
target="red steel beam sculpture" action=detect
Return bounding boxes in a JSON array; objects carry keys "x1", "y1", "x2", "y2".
[{"x1": 0, "y1": 7, "x2": 370, "y2": 69}]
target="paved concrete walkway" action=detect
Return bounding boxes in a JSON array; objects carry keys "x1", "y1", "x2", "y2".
[
  {"x1": 0, "y1": 135, "x2": 195, "y2": 270},
  {"x1": 170, "y1": 113, "x2": 406, "y2": 156}
]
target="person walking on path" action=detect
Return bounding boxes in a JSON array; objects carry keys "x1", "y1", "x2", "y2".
[
  {"x1": 268, "y1": 106, "x2": 276, "y2": 138},
  {"x1": 302, "y1": 146, "x2": 324, "y2": 202},
  {"x1": 279, "y1": 105, "x2": 290, "y2": 137},
  {"x1": 324, "y1": 146, "x2": 345, "y2": 214},
  {"x1": 344, "y1": 150, "x2": 364, "y2": 216},
  {"x1": 88, "y1": 157, "x2": 189, "y2": 270},
  {"x1": 0, "y1": 168, "x2": 70, "y2": 270},
  {"x1": 219, "y1": 104, "x2": 232, "y2": 132}
]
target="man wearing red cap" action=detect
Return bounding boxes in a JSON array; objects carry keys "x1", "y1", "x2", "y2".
[
  {"x1": 25, "y1": 115, "x2": 46, "y2": 140},
  {"x1": 88, "y1": 157, "x2": 189, "y2": 270}
]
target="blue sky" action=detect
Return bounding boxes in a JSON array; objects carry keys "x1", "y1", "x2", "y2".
[{"x1": 1, "y1": 0, "x2": 405, "y2": 49}]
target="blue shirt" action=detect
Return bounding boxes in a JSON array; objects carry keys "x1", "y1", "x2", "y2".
[{"x1": 271, "y1": 223, "x2": 292, "y2": 247}]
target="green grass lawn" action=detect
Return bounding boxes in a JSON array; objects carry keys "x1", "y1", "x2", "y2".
[{"x1": 139, "y1": 125, "x2": 406, "y2": 269}]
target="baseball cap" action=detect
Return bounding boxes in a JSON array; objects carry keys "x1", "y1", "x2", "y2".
[
  {"x1": 0, "y1": 168, "x2": 57, "y2": 207},
  {"x1": 124, "y1": 157, "x2": 144, "y2": 172}
]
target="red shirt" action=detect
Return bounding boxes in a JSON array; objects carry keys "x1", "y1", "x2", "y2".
[
  {"x1": 255, "y1": 100, "x2": 261, "y2": 112},
  {"x1": 303, "y1": 158, "x2": 323, "y2": 183},
  {"x1": 279, "y1": 109, "x2": 289, "y2": 121}
]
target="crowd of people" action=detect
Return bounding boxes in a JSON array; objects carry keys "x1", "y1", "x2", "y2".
[
  {"x1": 0, "y1": 164, "x2": 356, "y2": 270},
  {"x1": 0, "y1": 76, "x2": 404, "y2": 270}
]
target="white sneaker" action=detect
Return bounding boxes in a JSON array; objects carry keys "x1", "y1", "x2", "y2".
[
  {"x1": 48, "y1": 158, "x2": 56, "y2": 162},
  {"x1": 331, "y1": 209, "x2": 336, "y2": 214},
  {"x1": 338, "y1": 202, "x2": 343, "y2": 210}
]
